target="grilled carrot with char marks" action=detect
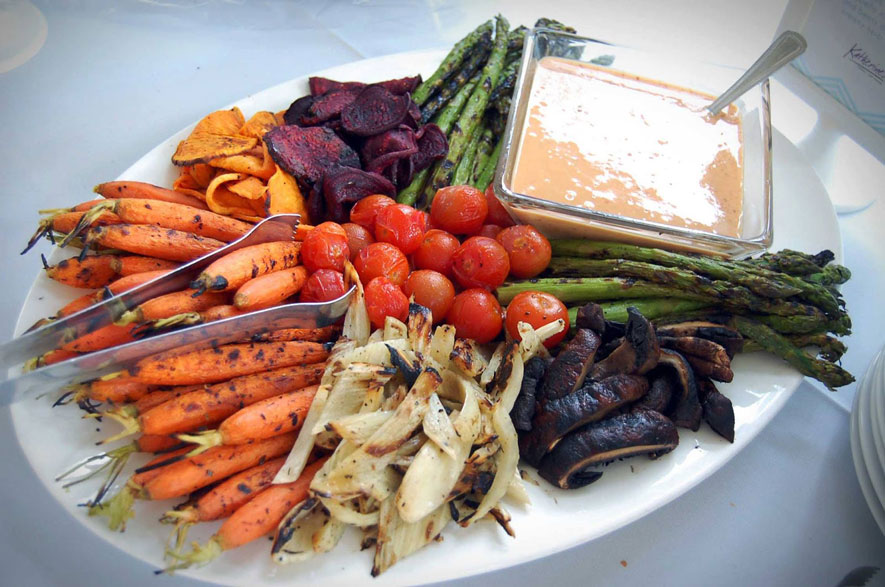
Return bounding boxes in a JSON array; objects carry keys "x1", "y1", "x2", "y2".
[
  {"x1": 116, "y1": 289, "x2": 228, "y2": 325},
  {"x1": 190, "y1": 241, "x2": 301, "y2": 293},
  {"x1": 94, "y1": 180, "x2": 210, "y2": 211},
  {"x1": 131, "y1": 340, "x2": 328, "y2": 385},
  {"x1": 73, "y1": 199, "x2": 252, "y2": 243},
  {"x1": 44, "y1": 254, "x2": 118, "y2": 289},
  {"x1": 83, "y1": 224, "x2": 224, "y2": 262},
  {"x1": 233, "y1": 265, "x2": 308, "y2": 311},
  {"x1": 177, "y1": 385, "x2": 318, "y2": 453},
  {"x1": 110, "y1": 255, "x2": 180, "y2": 276},
  {"x1": 165, "y1": 458, "x2": 325, "y2": 571}
]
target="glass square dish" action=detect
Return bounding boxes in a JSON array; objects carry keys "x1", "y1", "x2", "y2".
[{"x1": 494, "y1": 29, "x2": 773, "y2": 258}]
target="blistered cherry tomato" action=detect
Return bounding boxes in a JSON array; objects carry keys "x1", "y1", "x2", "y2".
[
  {"x1": 496, "y1": 225, "x2": 552, "y2": 279},
  {"x1": 430, "y1": 185, "x2": 488, "y2": 235},
  {"x1": 477, "y1": 224, "x2": 503, "y2": 239},
  {"x1": 341, "y1": 222, "x2": 374, "y2": 260},
  {"x1": 446, "y1": 288, "x2": 503, "y2": 343},
  {"x1": 374, "y1": 203, "x2": 426, "y2": 254},
  {"x1": 450, "y1": 236, "x2": 510, "y2": 290},
  {"x1": 403, "y1": 270, "x2": 455, "y2": 323},
  {"x1": 483, "y1": 184, "x2": 515, "y2": 227},
  {"x1": 353, "y1": 242, "x2": 410, "y2": 286},
  {"x1": 504, "y1": 291, "x2": 569, "y2": 348},
  {"x1": 365, "y1": 276, "x2": 409, "y2": 329},
  {"x1": 412, "y1": 229, "x2": 460, "y2": 278},
  {"x1": 299, "y1": 269, "x2": 347, "y2": 303},
  {"x1": 301, "y1": 222, "x2": 349, "y2": 273},
  {"x1": 349, "y1": 194, "x2": 396, "y2": 233}
]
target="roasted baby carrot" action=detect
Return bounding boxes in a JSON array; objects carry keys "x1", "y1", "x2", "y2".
[
  {"x1": 145, "y1": 305, "x2": 245, "y2": 333},
  {"x1": 44, "y1": 255, "x2": 118, "y2": 289},
  {"x1": 165, "y1": 457, "x2": 324, "y2": 570},
  {"x1": 132, "y1": 384, "x2": 206, "y2": 414},
  {"x1": 116, "y1": 289, "x2": 228, "y2": 325},
  {"x1": 110, "y1": 255, "x2": 180, "y2": 276},
  {"x1": 61, "y1": 323, "x2": 139, "y2": 353},
  {"x1": 161, "y1": 456, "x2": 287, "y2": 530},
  {"x1": 95, "y1": 180, "x2": 210, "y2": 211},
  {"x1": 252, "y1": 325, "x2": 341, "y2": 343},
  {"x1": 233, "y1": 265, "x2": 308, "y2": 311},
  {"x1": 190, "y1": 241, "x2": 301, "y2": 293},
  {"x1": 142, "y1": 432, "x2": 297, "y2": 501},
  {"x1": 131, "y1": 340, "x2": 328, "y2": 385},
  {"x1": 74, "y1": 373, "x2": 157, "y2": 404},
  {"x1": 137, "y1": 365, "x2": 326, "y2": 436},
  {"x1": 83, "y1": 224, "x2": 224, "y2": 262},
  {"x1": 75, "y1": 199, "x2": 252, "y2": 243},
  {"x1": 178, "y1": 385, "x2": 318, "y2": 452}
]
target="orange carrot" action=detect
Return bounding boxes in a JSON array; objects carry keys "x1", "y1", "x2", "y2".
[
  {"x1": 253, "y1": 325, "x2": 341, "y2": 343},
  {"x1": 190, "y1": 241, "x2": 301, "y2": 293},
  {"x1": 137, "y1": 364, "x2": 326, "y2": 436},
  {"x1": 144, "y1": 304, "x2": 245, "y2": 333},
  {"x1": 76, "y1": 373, "x2": 157, "y2": 404},
  {"x1": 50, "y1": 210, "x2": 121, "y2": 234},
  {"x1": 162, "y1": 456, "x2": 286, "y2": 527},
  {"x1": 117, "y1": 289, "x2": 228, "y2": 325},
  {"x1": 76, "y1": 199, "x2": 252, "y2": 243},
  {"x1": 25, "y1": 348, "x2": 80, "y2": 370},
  {"x1": 105, "y1": 268, "x2": 173, "y2": 294},
  {"x1": 135, "y1": 434, "x2": 185, "y2": 454},
  {"x1": 165, "y1": 458, "x2": 324, "y2": 569},
  {"x1": 83, "y1": 224, "x2": 224, "y2": 262},
  {"x1": 131, "y1": 340, "x2": 328, "y2": 385},
  {"x1": 133, "y1": 384, "x2": 205, "y2": 414},
  {"x1": 142, "y1": 432, "x2": 297, "y2": 501},
  {"x1": 110, "y1": 255, "x2": 180, "y2": 276},
  {"x1": 95, "y1": 180, "x2": 210, "y2": 211},
  {"x1": 44, "y1": 255, "x2": 118, "y2": 289},
  {"x1": 233, "y1": 266, "x2": 308, "y2": 311},
  {"x1": 178, "y1": 385, "x2": 318, "y2": 452},
  {"x1": 51, "y1": 268, "x2": 172, "y2": 321},
  {"x1": 61, "y1": 323, "x2": 139, "y2": 353}
]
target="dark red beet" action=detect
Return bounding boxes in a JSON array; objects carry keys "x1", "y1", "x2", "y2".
[
  {"x1": 341, "y1": 85, "x2": 413, "y2": 137},
  {"x1": 309, "y1": 75, "x2": 421, "y2": 97},
  {"x1": 309, "y1": 77, "x2": 365, "y2": 96},
  {"x1": 283, "y1": 95, "x2": 315, "y2": 126},
  {"x1": 411, "y1": 123, "x2": 448, "y2": 173},
  {"x1": 265, "y1": 126, "x2": 360, "y2": 189},
  {"x1": 321, "y1": 167, "x2": 396, "y2": 223},
  {"x1": 301, "y1": 89, "x2": 361, "y2": 125},
  {"x1": 362, "y1": 126, "x2": 419, "y2": 176}
]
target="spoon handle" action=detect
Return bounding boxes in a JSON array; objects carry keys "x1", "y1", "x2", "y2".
[{"x1": 708, "y1": 30, "x2": 807, "y2": 115}]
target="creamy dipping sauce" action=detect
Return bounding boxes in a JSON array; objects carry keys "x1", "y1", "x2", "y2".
[{"x1": 512, "y1": 56, "x2": 744, "y2": 237}]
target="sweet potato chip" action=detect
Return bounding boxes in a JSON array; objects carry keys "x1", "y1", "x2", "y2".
[
  {"x1": 172, "y1": 134, "x2": 257, "y2": 166},
  {"x1": 172, "y1": 172, "x2": 208, "y2": 201},
  {"x1": 195, "y1": 107, "x2": 246, "y2": 136},
  {"x1": 266, "y1": 165, "x2": 308, "y2": 221},
  {"x1": 209, "y1": 143, "x2": 276, "y2": 180},
  {"x1": 228, "y1": 176, "x2": 267, "y2": 201},
  {"x1": 190, "y1": 163, "x2": 216, "y2": 187},
  {"x1": 206, "y1": 173, "x2": 262, "y2": 217},
  {"x1": 239, "y1": 111, "x2": 279, "y2": 139}
]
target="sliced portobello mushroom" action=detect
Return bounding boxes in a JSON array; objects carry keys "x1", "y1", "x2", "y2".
[
  {"x1": 589, "y1": 307, "x2": 660, "y2": 381},
  {"x1": 697, "y1": 377, "x2": 735, "y2": 443},
  {"x1": 510, "y1": 355, "x2": 548, "y2": 432},
  {"x1": 655, "y1": 321, "x2": 743, "y2": 358},
  {"x1": 575, "y1": 302, "x2": 607, "y2": 336},
  {"x1": 520, "y1": 374, "x2": 649, "y2": 467},
  {"x1": 655, "y1": 348, "x2": 702, "y2": 431},
  {"x1": 537, "y1": 328, "x2": 601, "y2": 402},
  {"x1": 683, "y1": 354, "x2": 734, "y2": 383},
  {"x1": 635, "y1": 371, "x2": 674, "y2": 413},
  {"x1": 537, "y1": 408, "x2": 679, "y2": 489}
]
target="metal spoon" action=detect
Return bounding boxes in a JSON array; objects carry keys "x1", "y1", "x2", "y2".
[{"x1": 707, "y1": 30, "x2": 807, "y2": 115}]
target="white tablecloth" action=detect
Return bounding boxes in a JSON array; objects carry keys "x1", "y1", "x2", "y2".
[{"x1": 2, "y1": 1, "x2": 883, "y2": 585}]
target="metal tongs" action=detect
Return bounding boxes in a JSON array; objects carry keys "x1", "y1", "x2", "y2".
[{"x1": 0, "y1": 214, "x2": 353, "y2": 400}]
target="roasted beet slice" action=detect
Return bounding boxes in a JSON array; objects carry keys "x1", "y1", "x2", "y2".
[
  {"x1": 310, "y1": 75, "x2": 422, "y2": 97},
  {"x1": 301, "y1": 89, "x2": 361, "y2": 126},
  {"x1": 411, "y1": 123, "x2": 448, "y2": 173},
  {"x1": 341, "y1": 85, "x2": 413, "y2": 137},
  {"x1": 264, "y1": 125, "x2": 360, "y2": 189},
  {"x1": 362, "y1": 126, "x2": 419, "y2": 176},
  {"x1": 320, "y1": 166, "x2": 396, "y2": 223},
  {"x1": 309, "y1": 76, "x2": 365, "y2": 96},
  {"x1": 283, "y1": 95, "x2": 315, "y2": 126}
]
